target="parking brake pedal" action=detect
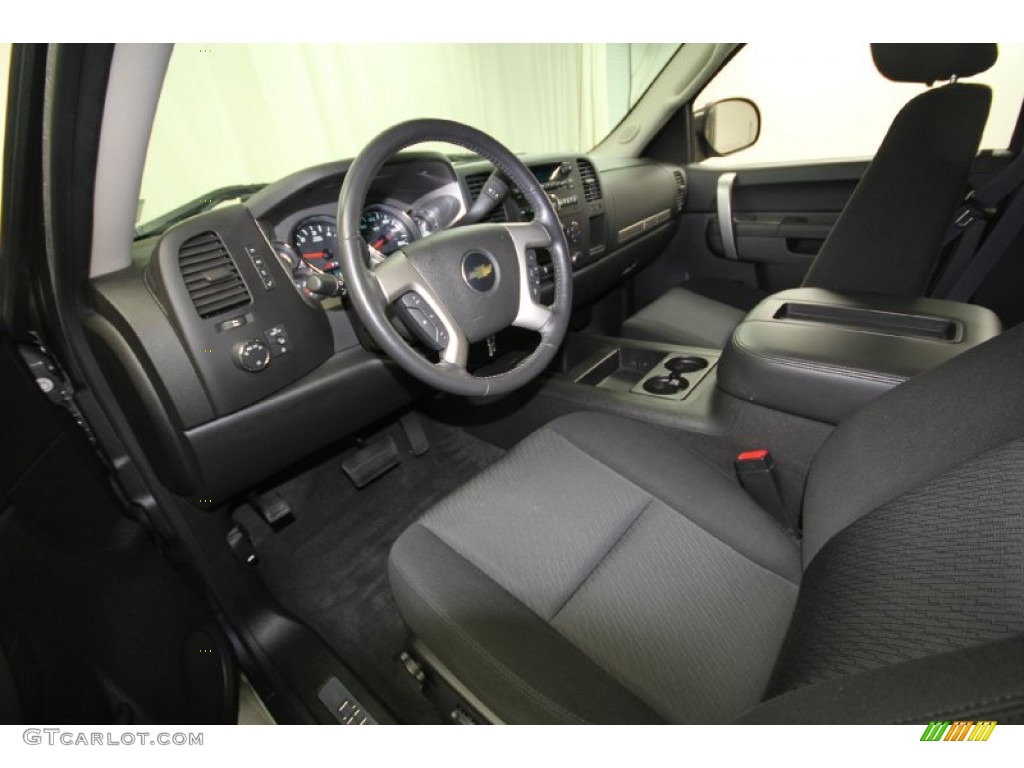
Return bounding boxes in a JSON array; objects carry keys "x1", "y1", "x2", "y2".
[
  {"x1": 247, "y1": 491, "x2": 294, "y2": 529},
  {"x1": 342, "y1": 436, "x2": 401, "y2": 488}
]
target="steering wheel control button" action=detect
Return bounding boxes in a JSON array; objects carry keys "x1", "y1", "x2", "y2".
[
  {"x1": 526, "y1": 251, "x2": 542, "y2": 301},
  {"x1": 264, "y1": 324, "x2": 291, "y2": 357},
  {"x1": 232, "y1": 339, "x2": 271, "y2": 372},
  {"x1": 461, "y1": 251, "x2": 497, "y2": 293},
  {"x1": 244, "y1": 245, "x2": 276, "y2": 290},
  {"x1": 665, "y1": 355, "x2": 709, "y2": 374},
  {"x1": 397, "y1": 293, "x2": 448, "y2": 351},
  {"x1": 642, "y1": 376, "x2": 680, "y2": 395}
]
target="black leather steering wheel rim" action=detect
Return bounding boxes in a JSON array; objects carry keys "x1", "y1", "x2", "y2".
[{"x1": 337, "y1": 119, "x2": 572, "y2": 397}]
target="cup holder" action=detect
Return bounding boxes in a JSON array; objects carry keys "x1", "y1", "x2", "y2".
[
  {"x1": 665, "y1": 355, "x2": 709, "y2": 374},
  {"x1": 642, "y1": 375, "x2": 689, "y2": 395}
]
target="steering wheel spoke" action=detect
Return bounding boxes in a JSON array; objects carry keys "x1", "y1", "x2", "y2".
[
  {"x1": 502, "y1": 221, "x2": 555, "y2": 333},
  {"x1": 514, "y1": 298, "x2": 554, "y2": 333},
  {"x1": 503, "y1": 221, "x2": 552, "y2": 250},
  {"x1": 371, "y1": 250, "x2": 469, "y2": 367},
  {"x1": 439, "y1": 325, "x2": 470, "y2": 368},
  {"x1": 372, "y1": 249, "x2": 418, "y2": 303}
]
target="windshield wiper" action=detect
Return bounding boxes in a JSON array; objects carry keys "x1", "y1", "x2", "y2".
[{"x1": 134, "y1": 183, "x2": 267, "y2": 239}]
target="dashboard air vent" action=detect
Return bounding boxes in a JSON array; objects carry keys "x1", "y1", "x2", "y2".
[
  {"x1": 577, "y1": 159, "x2": 602, "y2": 203},
  {"x1": 464, "y1": 173, "x2": 508, "y2": 222},
  {"x1": 673, "y1": 169, "x2": 688, "y2": 211},
  {"x1": 178, "y1": 231, "x2": 252, "y2": 319}
]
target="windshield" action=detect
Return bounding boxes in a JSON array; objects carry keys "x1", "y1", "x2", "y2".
[{"x1": 138, "y1": 43, "x2": 681, "y2": 230}]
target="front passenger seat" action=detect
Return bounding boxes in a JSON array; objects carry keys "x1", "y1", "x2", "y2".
[
  {"x1": 620, "y1": 43, "x2": 997, "y2": 349},
  {"x1": 388, "y1": 320, "x2": 1024, "y2": 723}
]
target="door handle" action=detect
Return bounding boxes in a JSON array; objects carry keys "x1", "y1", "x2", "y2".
[{"x1": 716, "y1": 172, "x2": 739, "y2": 260}]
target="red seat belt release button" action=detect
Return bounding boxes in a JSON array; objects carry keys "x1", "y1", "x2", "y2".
[{"x1": 734, "y1": 449, "x2": 793, "y2": 531}]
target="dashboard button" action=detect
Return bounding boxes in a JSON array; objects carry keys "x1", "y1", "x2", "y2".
[
  {"x1": 216, "y1": 316, "x2": 247, "y2": 332},
  {"x1": 264, "y1": 325, "x2": 291, "y2": 357}
]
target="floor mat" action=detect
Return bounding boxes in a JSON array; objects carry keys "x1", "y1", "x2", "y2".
[{"x1": 236, "y1": 414, "x2": 505, "y2": 724}]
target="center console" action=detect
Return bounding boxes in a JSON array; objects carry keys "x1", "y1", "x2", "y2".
[
  {"x1": 553, "y1": 287, "x2": 1001, "y2": 434},
  {"x1": 716, "y1": 288, "x2": 1002, "y2": 424}
]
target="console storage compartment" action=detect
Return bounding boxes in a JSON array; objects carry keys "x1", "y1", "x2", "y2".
[{"x1": 718, "y1": 288, "x2": 1002, "y2": 424}]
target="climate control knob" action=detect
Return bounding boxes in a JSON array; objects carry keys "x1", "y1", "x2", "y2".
[{"x1": 232, "y1": 339, "x2": 271, "y2": 373}]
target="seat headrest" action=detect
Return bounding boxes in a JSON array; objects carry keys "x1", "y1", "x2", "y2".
[{"x1": 871, "y1": 44, "x2": 997, "y2": 84}]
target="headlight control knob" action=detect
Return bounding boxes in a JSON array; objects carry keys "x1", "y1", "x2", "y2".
[{"x1": 233, "y1": 339, "x2": 271, "y2": 372}]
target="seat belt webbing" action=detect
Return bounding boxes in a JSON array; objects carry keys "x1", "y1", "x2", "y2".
[{"x1": 932, "y1": 152, "x2": 1024, "y2": 299}]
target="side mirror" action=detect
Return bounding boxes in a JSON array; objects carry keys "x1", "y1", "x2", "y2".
[{"x1": 699, "y1": 98, "x2": 761, "y2": 157}]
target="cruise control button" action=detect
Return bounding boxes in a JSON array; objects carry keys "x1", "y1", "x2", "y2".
[{"x1": 406, "y1": 307, "x2": 441, "y2": 345}]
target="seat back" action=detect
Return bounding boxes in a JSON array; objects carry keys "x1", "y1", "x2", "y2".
[{"x1": 801, "y1": 44, "x2": 997, "y2": 297}]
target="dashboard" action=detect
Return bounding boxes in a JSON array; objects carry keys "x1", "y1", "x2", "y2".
[{"x1": 89, "y1": 151, "x2": 686, "y2": 502}]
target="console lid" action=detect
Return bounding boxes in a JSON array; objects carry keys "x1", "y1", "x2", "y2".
[{"x1": 718, "y1": 288, "x2": 1002, "y2": 424}]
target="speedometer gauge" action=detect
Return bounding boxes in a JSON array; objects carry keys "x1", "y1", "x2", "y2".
[{"x1": 359, "y1": 205, "x2": 417, "y2": 256}]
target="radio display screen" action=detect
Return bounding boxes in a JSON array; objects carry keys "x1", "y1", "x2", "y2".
[{"x1": 530, "y1": 162, "x2": 571, "y2": 184}]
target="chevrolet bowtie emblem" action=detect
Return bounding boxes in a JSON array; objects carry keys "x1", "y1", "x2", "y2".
[{"x1": 462, "y1": 252, "x2": 497, "y2": 292}]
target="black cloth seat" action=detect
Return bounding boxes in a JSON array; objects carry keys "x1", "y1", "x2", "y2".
[
  {"x1": 619, "y1": 285, "x2": 754, "y2": 349},
  {"x1": 620, "y1": 43, "x2": 997, "y2": 349},
  {"x1": 389, "y1": 320, "x2": 1024, "y2": 724}
]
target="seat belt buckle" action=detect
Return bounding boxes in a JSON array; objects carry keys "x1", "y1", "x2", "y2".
[
  {"x1": 954, "y1": 191, "x2": 997, "y2": 229},
  {"x1": 735, "y1": 450, "x2": 795, "y2": 532}
]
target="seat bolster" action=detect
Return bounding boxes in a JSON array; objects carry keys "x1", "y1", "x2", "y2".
[
  {"x1": 389, "y1": 524, "x2": 665, "y2": 724},
  {"x1": 738, "y1": 633, "x2": 1024, "y2": 724},
  {"x1": 620, "y1": 287, "x2": 746, "y2": 349}
]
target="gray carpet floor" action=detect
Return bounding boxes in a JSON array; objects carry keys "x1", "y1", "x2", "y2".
[{"x1": 236, "y1": 415, "x2": 505, "y2": 724}]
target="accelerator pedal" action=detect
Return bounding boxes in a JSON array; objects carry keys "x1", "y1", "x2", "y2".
[{"x1": 399, "y1": 412, "x2": 431, "y2": 456}]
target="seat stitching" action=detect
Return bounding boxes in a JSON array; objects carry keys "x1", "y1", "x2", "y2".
[
  {"x1": 548, "y1": 428, "x2": 800, "y2": 586},
  {"x1": 550, "y1": 416, "x2": 741, "y2": 488},
  {"x1": 549, "y1": 496, "x2": 653, "y2": 622}
]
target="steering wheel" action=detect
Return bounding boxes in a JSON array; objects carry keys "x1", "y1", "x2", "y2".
[{"x1": 336, "y1": 119, "x2": 572, "y2": 397}]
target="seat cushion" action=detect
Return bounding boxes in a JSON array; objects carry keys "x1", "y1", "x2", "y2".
[
  {"x1": 389, "y1": 412, "x2": 800, "y2": 723},
  {"x1": 620, "y1": 287, "x2": 747, "y2": 348}
]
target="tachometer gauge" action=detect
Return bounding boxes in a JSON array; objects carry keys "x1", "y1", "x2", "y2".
[{"x1": 359, "y1": 205, "x2": 417, "y2": 257}]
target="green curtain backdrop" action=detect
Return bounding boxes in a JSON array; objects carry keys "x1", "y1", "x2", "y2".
[{"x1": 139, "y1": 43, "x2": 678, "y2": 222}]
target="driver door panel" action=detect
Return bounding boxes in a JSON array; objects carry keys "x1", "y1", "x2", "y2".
[{"x1": 0, "y1": 329, "x2": 237, "y2": 723}]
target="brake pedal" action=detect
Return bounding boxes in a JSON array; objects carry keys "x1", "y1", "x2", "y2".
[{"x1": 342, "y1": 436, "x2": 401, "y2": 488}]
